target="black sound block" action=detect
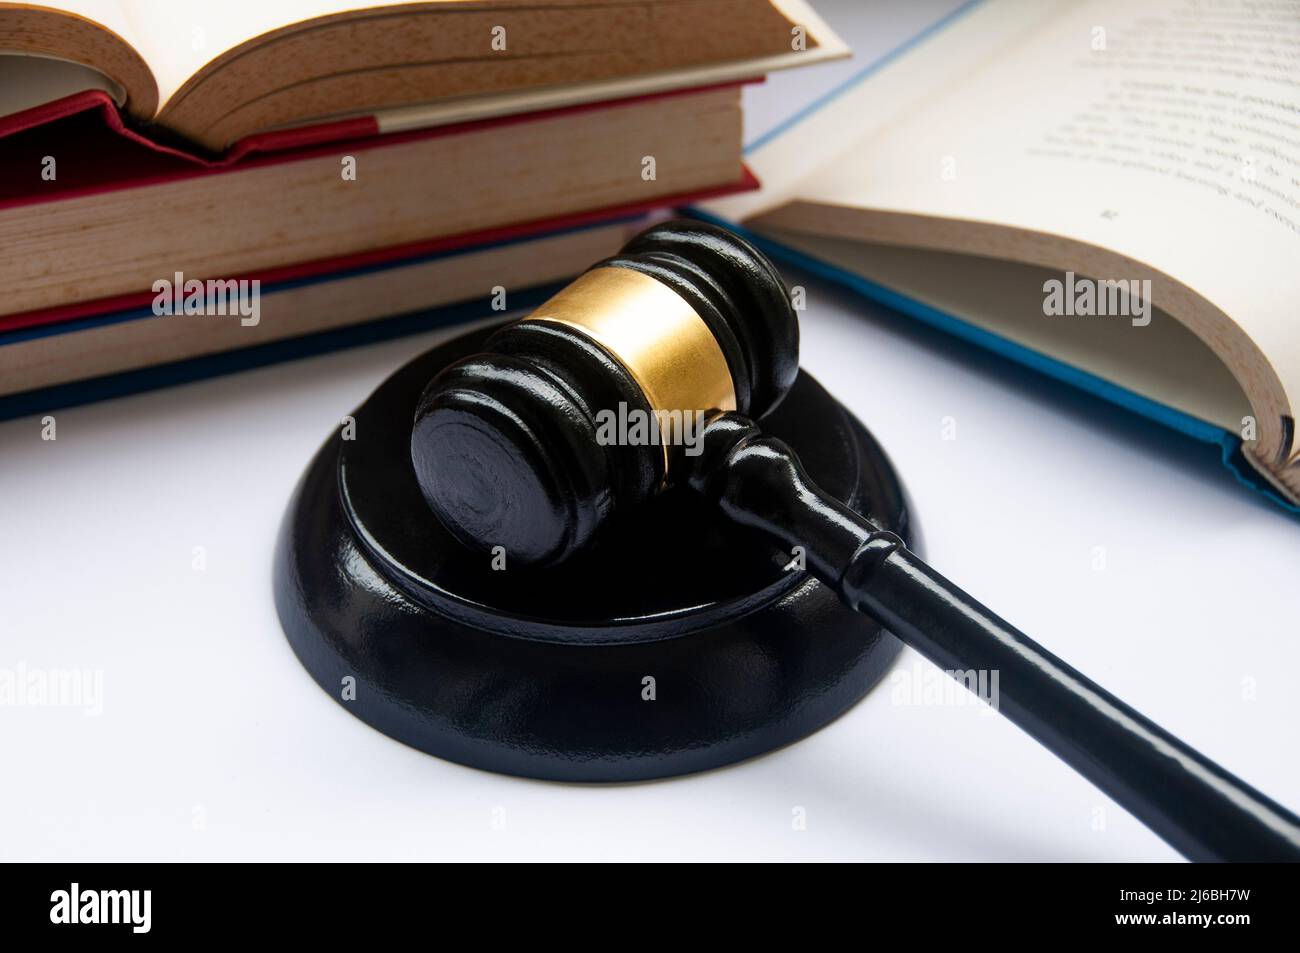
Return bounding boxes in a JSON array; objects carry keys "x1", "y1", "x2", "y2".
[{"x1": 273, "y1": 324, "x2": 919, "y2": 781}]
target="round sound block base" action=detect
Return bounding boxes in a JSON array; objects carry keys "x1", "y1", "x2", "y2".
[{"x1": 273, "y1": 325, "x2": 918, "y2": 782}]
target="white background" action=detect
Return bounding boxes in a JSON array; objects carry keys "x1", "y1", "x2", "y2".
[{"x1": 2, "y1": 1, "x2": 1297, "y2": 861}]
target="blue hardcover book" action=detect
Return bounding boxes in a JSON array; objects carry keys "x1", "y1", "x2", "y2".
[{"x1": 698, "y1": 0, "x2": 1300, "y2": 514}]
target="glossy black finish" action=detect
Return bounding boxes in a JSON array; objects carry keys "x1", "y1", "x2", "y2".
[
  {"x1": 613, "y1": 218, "x2": 800, "y2": 416},
  {"x1": 688, "y1": 412, "x2": 1300, "y2": 862},
  {"x1": 273, "y1": 325, "x2": 915, "y2": 780},
  {"x1": 410, "y1": 321, "x2": 654, "y2": 566},
  {"x1": 410, "y1": 220, "x2": 799, "y2": 567}
]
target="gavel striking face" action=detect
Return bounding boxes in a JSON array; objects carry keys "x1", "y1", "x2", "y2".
[
  {"x1": 410, "y1": 220, "x2": 799, "y2": 566},
  {"x1": 406, "y1": 220, "x2": 1298, "y2": 861}
]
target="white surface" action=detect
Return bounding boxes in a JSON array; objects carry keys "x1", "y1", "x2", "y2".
[{"x1": 2, "y1": 0, "x2": 1298, "y2": 862}]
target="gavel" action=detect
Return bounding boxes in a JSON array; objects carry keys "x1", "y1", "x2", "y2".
[{"x1": 404, "y1": 220, "x2": 1300, "y2": 862}]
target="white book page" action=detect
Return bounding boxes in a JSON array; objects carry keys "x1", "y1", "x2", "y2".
[
  {"x1": 752, "y1": 0, "x2": 1300, "y2": 462},
  {"x1": 706, "y1": 0, "x2": 1055, "y2": 224}
]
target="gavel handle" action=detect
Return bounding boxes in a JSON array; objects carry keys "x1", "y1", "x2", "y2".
[{"x1": 688, "y1": 413, "x2": 1300, "y2": 862}]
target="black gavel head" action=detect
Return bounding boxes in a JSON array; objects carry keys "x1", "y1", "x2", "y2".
[{"x1": 410, "y1": 220, "x2": 799, "y2": 566}]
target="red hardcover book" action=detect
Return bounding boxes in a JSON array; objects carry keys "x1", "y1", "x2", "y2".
[
  {"x1": 0, "y1": 83, "x2": 759, "y2": 333},
  {"x1": 0, "y1": 86, "x2": 760, "y2": 410}
]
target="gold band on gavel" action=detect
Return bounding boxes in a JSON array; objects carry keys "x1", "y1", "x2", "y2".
[{"x1": 522, "y1": 266, "x2": 738, "y2": 473}]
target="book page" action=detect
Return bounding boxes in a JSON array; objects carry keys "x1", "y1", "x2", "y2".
[
  {"x1": 707, "y1": 0, "x2": 1054, "y2": 224},
  {"x1": 121, "y1": 0, "x2": 825, "y2": 114},
  {"x1": 753, "y1": 0, "x2": 1300, "y2": 465},
  {"x1": 766, "y1": 229, "x2": 1253, "y2": 432},
  {"x1": 25, "y1": 0, "x2": 135, "y2": 41},
  {"x1": 118, "y1": 0, "x2": 420, "y2": 107},
  {"x1": 0, "y1": 1, "x2": 159, "y2": 115},
  {"x1": 376, "y1": 0, "x2": 846, "y2": 135}
]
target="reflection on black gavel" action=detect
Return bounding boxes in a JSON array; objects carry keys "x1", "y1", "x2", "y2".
[{"x1": 408, "y1": 220, "x2": 1300, "y2": 862}]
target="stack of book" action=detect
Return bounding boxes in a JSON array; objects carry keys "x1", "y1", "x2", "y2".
[{"x1": 0, "y1": 0, "x2": 845, "y2": 418}]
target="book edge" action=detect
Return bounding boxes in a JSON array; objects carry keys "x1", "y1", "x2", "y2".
[
  {"x1": 0, "y1": 80, "x2": 750, "y2": 204},
  {"x1": 687, "y1": 208, "x2": 1300, "y2": 516},
  {"x1": 0, "y1": 283, "x2": 564, "y2": 425},
  {"x1": 0, "y1": 165, "x2": 759, "y2": 338}
]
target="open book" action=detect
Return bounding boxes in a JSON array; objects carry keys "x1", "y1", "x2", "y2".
[
  {"x1": 0, "y1": 0, "x2": 838, "y2": 151},
  {"x1": 705, "y1": 0, "x2": 1300, "y2": 510}
]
